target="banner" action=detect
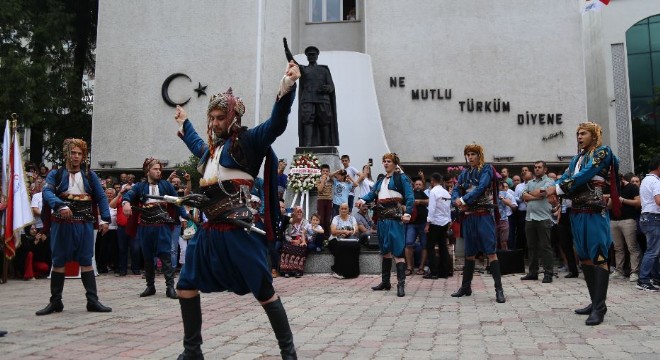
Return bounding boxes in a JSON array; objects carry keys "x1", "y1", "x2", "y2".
[
  {"x1": 583, "y1": 0, "x2": 610, "y2": 13},
  {"x1": 2, "y1": 120, "x2": 34, "y2": 258}
]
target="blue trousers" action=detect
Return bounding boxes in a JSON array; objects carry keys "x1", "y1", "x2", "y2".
[{"x1": 377, "y1": 219, "x2": 405, "y2": 257}]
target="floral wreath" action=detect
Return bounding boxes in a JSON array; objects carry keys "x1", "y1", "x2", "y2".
[{"x1": 287, "y1": 153, "x2": 321, "y2": 193}]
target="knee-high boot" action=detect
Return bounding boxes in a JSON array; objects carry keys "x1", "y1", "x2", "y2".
[
  {"x1": 489, "y1": 260, "x2": 506, "y2": 303},
  {"x1": 575, "y1": 264, "x2": 595, "y2": 315},
  {"x1": 177, "y1": 295, "x2": 204, "y2": 360},
  {"x1": 396, "y1": 262, "x2": 406, "y2": 297},
  {"x1": 140, "y1": 260, "x2": 156, "y2": 297},
  {"x1": 160, "y1": 254, "x2": 178, "y2": 299},
  {"x1": 81, "y1": 270, "x2": 112, "y2": 312},
  {"x1": 36, "y1": 271, "x2": 65, "y2": 315},
  {"x1": 372, "y1": 258, "x2": 392, "y2": 291},
  {"x1": 586, "y1": 266, "x2": 609, "y2": 326},
  {"x1": 451, "y1": 259, "x2": 475, "y2": 297},
  {"x1": 262, "y1": 298, "x2": 297, "y2": 360}
]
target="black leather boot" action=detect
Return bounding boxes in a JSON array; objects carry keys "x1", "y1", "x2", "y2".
[
  {"x1": 262, "y1": 298, "x2": 297, "y2": 360},
  {"x1": 160, "y1": 254, "x2": 178, "y2": 299},
  {"x1": 177, "y1": 295, "x2": 204, "y2": 360},
  {"x1": 140, "y1": 260, "x2": 156, "y2": 297},
  {"x1": 490, "y1": 260, "x2": 506, "y2": 303},
  {"x1": 575, "y1": 264, "x2": 595, "y2": 315},
  {"x1": 372, "y1": 258, "x2": 392, "y2": 291},
  {"x1": 586, "y1": 266, "x2": 609, "y2": 326},
  {"x1": 81, "y1": 271, "x2": 112, "y2": 312},
  {"x1": 395, "y1": 262, "x2": 406, "y2": 297},
  {"x1": 451, "y1": 259, "x2": 475, "y2": 297},
  {"x1": 36, "y1": 271, "x2": 65, "y2": 316}
]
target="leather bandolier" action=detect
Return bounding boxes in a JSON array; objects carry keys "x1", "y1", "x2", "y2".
[{"x1": 197, "y1": 180, "x2": 254, "y2": 225}]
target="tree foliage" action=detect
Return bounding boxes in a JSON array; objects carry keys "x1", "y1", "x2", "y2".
[{"x1": 0, "y1": 0, "x2": 98, "y2": 164}]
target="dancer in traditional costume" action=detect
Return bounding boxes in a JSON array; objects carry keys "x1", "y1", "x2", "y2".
[
  {"x1": 37, "y1": 138, "x2": 112, "y2": 315},
  {"x1": 169, "y1": 61, "x2": 300, "y2": 359},
  {"x1": 355, "y1": 153, "x2": 415, "y2": 297},
  {"x1": 450, "y1": 144, "x2": 506, "y2": 303},
  {"x1": 545, "y1": 121, "x2": 619, "y2": 326}
]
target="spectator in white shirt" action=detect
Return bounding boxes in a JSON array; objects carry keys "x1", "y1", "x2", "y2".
[{"x1": 424, "y1": 173, "x2": 452, "y2": 279}]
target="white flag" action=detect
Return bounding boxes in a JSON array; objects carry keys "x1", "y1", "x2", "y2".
[{"x1": 10, "y1": 129, "x2": 34, "y2": 233}]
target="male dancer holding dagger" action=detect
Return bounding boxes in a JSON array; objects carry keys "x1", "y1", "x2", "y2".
[{"x1": 171, "y1": 57, "x2": 300, "y2": 360}]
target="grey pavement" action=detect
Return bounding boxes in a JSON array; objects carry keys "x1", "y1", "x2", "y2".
[{"x1": 0, "y1": 268, "x2": 659, "y2": 359}]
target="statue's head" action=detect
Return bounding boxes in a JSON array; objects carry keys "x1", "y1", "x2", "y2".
[{"x1": 305, "y1": 46, "x2": 320, "y2": 63}]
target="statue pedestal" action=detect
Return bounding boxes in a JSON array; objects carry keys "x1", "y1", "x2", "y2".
[{"x1": 285, "y1": 146, "x2": 342, "y2": 217}]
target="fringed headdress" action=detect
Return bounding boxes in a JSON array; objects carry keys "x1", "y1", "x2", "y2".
[
  {"x1": 576, "y1": 121, "x2": 602, "y2": 156},
  {"x1": 463, "y1": 143, "x2": 485, "y2": 170},
  {"x1": 63, "y1": 138, "x2": 88, "y2": 171},
  {"x1": 142, "y1": 157, "x2": 161, "y2": 175},
  {"x1": 382, "y1": 152, "x2": 400, "y2": 165},
  {"x1": 207, "y1": 87, "x2": 246, "y2": 159}
]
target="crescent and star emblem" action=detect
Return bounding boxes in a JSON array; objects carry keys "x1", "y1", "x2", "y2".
[{"x1": 161, "y1": 73, "x2": 208, "y2": 107}]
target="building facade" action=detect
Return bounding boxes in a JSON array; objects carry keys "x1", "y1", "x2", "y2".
[{"x1": 92, "y1": 0, "x2": 660, "y2": 175}]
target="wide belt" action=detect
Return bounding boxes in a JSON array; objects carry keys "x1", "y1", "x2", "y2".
[
  {"x1": 570, "y1": 181, "x2": 605, "y2": 211},
  {"x1": 139, "y1": 202, "x2": 174, "y2": 225},
  {"x1": 53, "y1": 195, "x2": 95, "y2": 222},
  {"x1": 197, "y1": 180, "x2": 254, "y2": 225},
  {"x1": 375, "y1": 198, "x2": 403, "y2": 220}
]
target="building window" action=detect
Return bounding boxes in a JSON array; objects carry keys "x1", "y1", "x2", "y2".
[
  {"x1": 310, "y1": 0, "x2": 357, "y2": 23},
  {"x1": 626, "y1": 15, "x2": 660, "y2": 172}
]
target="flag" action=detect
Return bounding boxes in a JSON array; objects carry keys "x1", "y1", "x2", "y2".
[
  {"x1": 583, "y1": 0, "x2": 610, "y2": 13},
  {"x1": 2, "y1": 120, "x2": 34, "y2": 259}
]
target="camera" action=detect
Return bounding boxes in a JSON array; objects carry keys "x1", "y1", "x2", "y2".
[
  {"x1": 368, "y1": 158, "x2": 373, "y2": 166},
  {"x1": 175, "y1": 169, "x2": 186, "y2": 177}
]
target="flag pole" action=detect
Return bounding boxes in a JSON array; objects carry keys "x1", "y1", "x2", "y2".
[{"x1": 2, "y1": 114, "x2": 17, "y2": 283}]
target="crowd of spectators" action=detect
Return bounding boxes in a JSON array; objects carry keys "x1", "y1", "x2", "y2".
[{"x1": 5, "y1": 154, "x2": 659, "y2": 295}]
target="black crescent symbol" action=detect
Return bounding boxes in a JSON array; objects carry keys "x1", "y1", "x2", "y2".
[{"x1": 162, "y1": 73, "x2": 192, "y2": 107}]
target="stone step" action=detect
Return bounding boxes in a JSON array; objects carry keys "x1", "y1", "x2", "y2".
[
  {"x1": 302, "y1": 238, "x2": 465, "y2": 274},
  {"x1": 303, "y1": 250, "x2": 382, "y2": 274}
]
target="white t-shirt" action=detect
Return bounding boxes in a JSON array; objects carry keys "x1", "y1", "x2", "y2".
[
  {"x1": 358, "y1": 178, "x2": 374, "y2": 198},
  {"x1": 31, "y1": 191, "x2": 43, "y2": 229},
  {"x1": 640, "y1": 173, "x2": 660, "y2": 214},
  {"x1": 329, "y1": 215, "x2": 357, "y2": 240}
]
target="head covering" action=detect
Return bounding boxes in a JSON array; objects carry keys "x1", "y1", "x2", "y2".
[
  {"x1": 382, "y1": 152, "x2": 400, "y2": 165},
  {"x1": 207, "y1": 87, "x2": 246, "y2": 157},
  {"x1": 142, "y1": 157, "x2": 161, "y2": 175},
  {"x1": 62, "y1": 138, "x2": 88, "y2": 171},
  {"x1": 304, "y1": 46, "x2": 320, "y2": 55},
  {"x1": 576, "y1": 121, "x2": 603, "y2": 152},
  {"x1": 463, "y1": 143, "x2": 485, "y2": 169}
]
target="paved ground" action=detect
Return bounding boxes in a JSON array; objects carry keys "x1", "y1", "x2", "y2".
[{"x1": 0, "y1": 268, "x2": 659, "y2": 360}]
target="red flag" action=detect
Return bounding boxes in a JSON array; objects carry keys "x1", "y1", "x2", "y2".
[{"x1": 600, "y1": 0, "x2": 610, "y2": 5}]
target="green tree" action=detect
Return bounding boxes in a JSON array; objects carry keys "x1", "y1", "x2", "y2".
[{"x1": 0, "y1": 0, "x2": 98, "y2": 165}]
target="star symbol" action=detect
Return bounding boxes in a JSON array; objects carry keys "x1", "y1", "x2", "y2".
[{"x1": 194, "y1": 82, "x2": 207, "y2": 97}]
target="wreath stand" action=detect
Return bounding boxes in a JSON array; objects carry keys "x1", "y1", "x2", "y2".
[{"x1": 289, "y1": 190, "x2": 311, "y2": 220}]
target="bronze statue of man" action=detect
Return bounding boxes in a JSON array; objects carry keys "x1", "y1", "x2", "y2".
[{"x1": 284, "y1": 40, "x2": 339, "y2": 147}]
